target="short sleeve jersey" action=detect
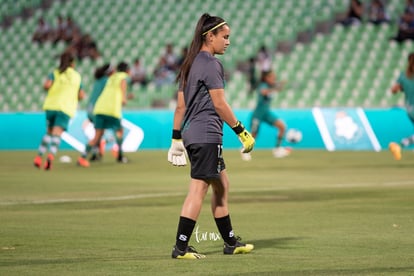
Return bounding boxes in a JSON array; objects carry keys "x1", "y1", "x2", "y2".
[
  {"x1": 397, "y1": 72, "x2": 414, "y2": 119},
  {"x1": 181, "y1": 51, "x2": 225, "y2": 146},
  {"x1": 88, "y1": 77, "x2": 109, "y2": 108},
  {"x1": 253, "y1": 82, "x2": 273, "y2": 117}
]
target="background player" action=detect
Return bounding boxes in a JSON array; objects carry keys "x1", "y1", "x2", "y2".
[
  {"x1": 84, "y1": 63, "x2": 114, "y2": 161},
  {"x1": 242, "y1": 70, "x2": 289, "y2": 161},
  {"x1": 389, "y1": 52, "x2": 414, "y2": 160},
  {"x1": 78, "y1": 61, "x2": 130, "y2": 167},
  {"x1": 33, "y1": 52, "x2": 85, "y2": 170}
]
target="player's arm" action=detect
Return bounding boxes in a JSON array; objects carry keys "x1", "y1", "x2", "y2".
[
  {"x1": 209, "y1": 88, "x2": 255, "y2": 153},
  {"x1": 262, "y1": 81, "x2": 287, "y2": 96},
  {"x1": 209, "y1": 88, "x2": 238, "y2": 126},
  {"x1": 168, "y1": 90, "x2": 187, "y2": 166},
  {"x1": 43, "y1": 73, "x2": 54, "y2": 90},
  {"x1": 126, "y1": 78, "x2": 134, "y2": 100},
  {"x1": 391, "y1": 83, "x2": 402, "y2": 94},
  {"x1": 260, "y1": 87, "x2": 273, "y2": 96},
  {"x1": 78, "y1": 88, "x2": 86, "y2": 100},
  {"x1": 120, "y1": 79, "x2": 127, "y2": 105},
  {"x1": 274, "y1": 80, "x2": 287, "y2": 91},
  {"x1": 173, "y1": 90, "x2": 185, "y2": 130},
  {"x1": 78, "y1": 83, "x2": 85, "y2": 100}
]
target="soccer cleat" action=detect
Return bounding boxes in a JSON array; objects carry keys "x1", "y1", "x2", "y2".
[
  {"x1": 44, "y1": 154, "x2": 54, "y2": 170},
  {"x1": 272, "y1": 147, "x2": 291, "y2": 158},
  {"x1": 223, "y1": 237, "x2": 254, "y2": 255},
  {"x1": 389, "y1": 142, "x2": 402, "y2": 160},
  {"x1": 117, "y1": 156, "x2": 129, "y2": 163},
  {"x1": 33, "y1": 156, "x2": 42, "y2": 168},
  {"x1": 241, "y1": 152, "x2": 252, "y2": 161},
  {"x1": 171, "y1": 245, "x2": 206, "y2": 259},
  {"x1": 89, "y1": 153, "x2": 102, "y2": 162},
  {"x1": 77, "y1": 157, "x2": 90, "y2": 167}
]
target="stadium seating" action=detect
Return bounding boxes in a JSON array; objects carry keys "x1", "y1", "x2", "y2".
[{"x1": 0, "y1": 0, "x2": 411, "y2": 112}]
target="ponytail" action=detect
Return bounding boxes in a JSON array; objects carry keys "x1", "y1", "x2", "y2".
[
  {"x1": 175, "y1": 13, "x2": 227, "y2": 86},
  {"x1": 407, "y1": 52, "x2": 414, "y2": 78},
  {"x1": 58, "y1": 52, "x2": 74, "y2": 73}
]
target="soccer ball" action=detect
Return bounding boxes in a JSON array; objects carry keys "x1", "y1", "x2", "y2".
[{"x1": 286, "y1": 129, "x2": 302, "y2": 143}]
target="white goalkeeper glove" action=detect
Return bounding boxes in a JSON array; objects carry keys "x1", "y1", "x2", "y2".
[{"x1": 167, "y1": 130, "x2": 187, "y2": 166}]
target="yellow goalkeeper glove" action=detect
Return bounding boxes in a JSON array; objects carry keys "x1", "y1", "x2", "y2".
[
  {"x1": 167, "y1": 130, "x2": 187, "y2": 166},
  {"x1": 232, "y1": 121, "x2": 255, "y2": 153}
]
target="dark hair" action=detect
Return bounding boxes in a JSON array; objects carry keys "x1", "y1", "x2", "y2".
[
  {"x1": 58, "y1": 52, "x2": 74, "y2": 73},
  {"x1": 407, "y1": 52, "x2": 414, "y2": 78},
  {"x1": 94, "y1": 63, "x2": 111, "y2": 79},
  {"x1": 260, "y1": 70, "x2": 273, "y2": 82},
  {"x1": 117, "y1": 61, "x2": 129, "y2": 72},
  {"x1": 175, "y1": 13, "x2": 227, "y2": 86}
]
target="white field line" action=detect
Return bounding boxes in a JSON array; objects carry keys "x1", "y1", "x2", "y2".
[
  {"x1": 1, "y1": 180, "x2": 414, "y2": 206},
  {"x1": 0, "y1": 192, "x2": 185, "y2": 206}
]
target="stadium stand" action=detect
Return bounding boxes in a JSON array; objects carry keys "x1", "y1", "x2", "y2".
[{"x1": 0, "y1": 0, "x2": 411, "y2": 112}]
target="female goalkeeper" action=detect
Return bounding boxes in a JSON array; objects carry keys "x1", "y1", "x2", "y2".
[
  {"x1": 167, "y1": 13, "x2": 255, "y2": 259},
  {"x1": 389, "y1": 52, "x2": 414, "y2": 160}
]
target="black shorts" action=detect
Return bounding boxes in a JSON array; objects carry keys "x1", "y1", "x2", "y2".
[{"x1": 186, "y1": 143, "x2": 226, "y2": 180}]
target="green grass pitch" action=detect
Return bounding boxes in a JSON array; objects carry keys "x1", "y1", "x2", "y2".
[{"x1": 1, "y1": 150, "x2": 414, "y2": 275}]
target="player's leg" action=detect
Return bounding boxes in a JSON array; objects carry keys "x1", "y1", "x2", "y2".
[
  {"x1": 114, "y1": 126, "x2": 127, "y2": 163},
  {"x1": 401, "y1": 134, "x2": 414, "y2": 147},
  {"x1": 85, "y1": 114, "x2": 103, "y2": 161},
  {"x1": 34, "y1": 127, "x2": 52, "y2": 168},
  {"x1": 389, "y1": 114, "x2": 414, "y2": 160},
  {"x1": 44, "y1": 125, "x2": 64, "y2": 170},
  {"x1": 34, "y1": 111, "x2": 55, "y2": 168},
  {"x1": 79, "y1": 115, "x2": 106, "y2": 166},
  {"x1": 172, "y1": 144, "x2": 213, "y2": 259},
  {"x1": 401, "y1": 115, "x2": 414, "y2": 147},
  {"x1": 211, "y1": 169, "x2": 254, "y2": 255},
  {"x1": 270, "y1": 115, "x2": 290, "y2": 158},
  {"x1": 79, "y1": 128, "x2": 104, "y2": 167},
  {"x1": 44, "y1": 111, "x2": 70, "y2": 170},
  {"x1": 273, "y1": 119, "x2": 286, "y2": 148},
  {"x1": 172, "y1": 178, "x2": 209, "y2": 259}
]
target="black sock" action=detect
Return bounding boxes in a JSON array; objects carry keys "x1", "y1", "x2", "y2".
[
  {"x1": 175, "y1": 216, "x2": 196, "y2": 251},
  {"x1": 215, "y1": 215, "x2": 237, "y2": 246}
]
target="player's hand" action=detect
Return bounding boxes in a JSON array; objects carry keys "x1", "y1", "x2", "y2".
[
  {"x1": 238, "y1": 129, "x2": 255, "y2": 153},
  {"x1": 167, "y1": 139, "x2": 187, "y2": 166},
  {"x1": 232, "y1": 121, "x2": 255, "y2": 153}
]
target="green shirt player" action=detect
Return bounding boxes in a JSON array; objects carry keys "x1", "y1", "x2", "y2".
[
  {"x1": 78, "y1": 61, "x2": 130, "y2": 167},
  {"x1": 389, "y1": 52, "x2": 414, "y2": 160},
  {"x1": 86, "y1": 64, "x2": 113, "y2": 122},
  {"x1": 242, "y1": 70, "x2": 289, "y2": 161},
  {"x1": 85, "y1": 63, "x2": 114, "y2": 161},
  {"x1": 33, "y1": 52, "x2": 85, "y2": 170}
]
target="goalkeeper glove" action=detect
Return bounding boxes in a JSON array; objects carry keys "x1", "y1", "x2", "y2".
[
  {"x1": 232, "y1": 121, "x2": 255, "y2": 153},
  {"x1": 167, "y1": 130, "x2": 187, "y2": 166}
]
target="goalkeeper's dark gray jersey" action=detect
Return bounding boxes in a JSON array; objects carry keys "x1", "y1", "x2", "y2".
[{"x1": 181, "y1": 51, "x2": 225, "y2": 147}]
